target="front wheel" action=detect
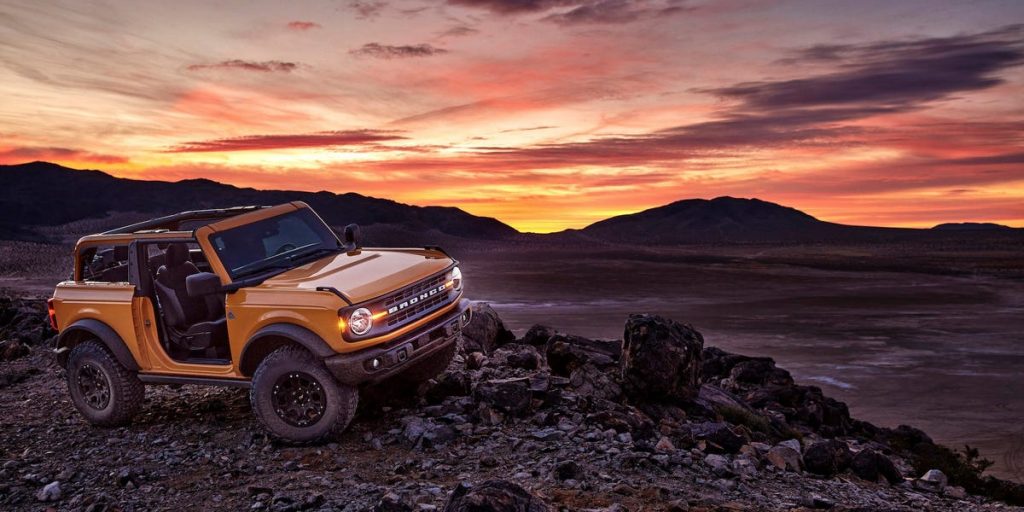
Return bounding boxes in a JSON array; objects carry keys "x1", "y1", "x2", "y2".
[
  {"x1": 66, "y1": 341, "x2": 145, "y2": 426},
  {"x1": 250, "y1": 346, "x2": 358, "y2": 443}
]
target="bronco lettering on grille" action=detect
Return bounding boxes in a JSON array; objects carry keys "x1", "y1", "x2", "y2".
[{"x1": 387, "y1": 284, "x2": 446, "y2": 315}]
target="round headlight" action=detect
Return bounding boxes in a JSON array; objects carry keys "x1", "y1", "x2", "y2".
[
  {"x1": 450, "y1": 266, "x2": 463, "y2": 291},
  {"x1": 349, "y1": 307, "x2": 373, "y2": 335}
]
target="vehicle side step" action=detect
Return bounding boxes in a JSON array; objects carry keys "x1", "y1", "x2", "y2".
[{"x1": 138, "y1": 374, "x2": 251, "y2": 388}]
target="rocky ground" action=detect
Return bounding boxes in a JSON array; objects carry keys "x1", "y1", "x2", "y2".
[{"x1": 1, "y1": 296, "x2": 1023, "y2": 511}]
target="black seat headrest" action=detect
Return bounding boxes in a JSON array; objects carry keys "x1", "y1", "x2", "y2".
[{"x1": 164, "y1": 244, "x2": 191, "y2": 267}]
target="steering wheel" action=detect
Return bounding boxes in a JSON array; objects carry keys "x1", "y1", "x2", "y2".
[{"x1": 274, "y1": 244, "x2": 297, "y2": 255}]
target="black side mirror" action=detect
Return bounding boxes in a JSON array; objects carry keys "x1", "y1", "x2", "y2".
[
  {"x1": 342, "y1": 223, "x2": 362, "y2": 252},
  {"x1": 186, "y1": 272, "x2": 221, "y2": 297}
]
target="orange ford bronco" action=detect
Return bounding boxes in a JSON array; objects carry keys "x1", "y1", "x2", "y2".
[{"x1": 48, "y1": 202, "x2": 470, "y2": 442}]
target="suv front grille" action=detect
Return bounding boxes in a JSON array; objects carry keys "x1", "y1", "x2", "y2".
[{"x1": 382, "y1": 273, "x2": 453, "y2": 328}]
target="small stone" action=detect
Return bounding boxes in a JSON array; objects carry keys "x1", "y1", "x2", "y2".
[
  {"x1": 914, "y1": 469, "x2": 948, "y2": 493},
  {"x1": 552, "y1": 460, "x2": 584, "y2": 481},
  {"x1": 611, "y1": 483, "x2": 636, "y2": 495},
  {"x1": 655, "y1": 436, "x2": 676, "y2": 454},
  {"x1": 711, "y1": 478, "x2": 736, "y2": 492},
  {"x1": 765, "y1": 445, "x2": 801, "y2": 472},
  {"x1": 36, "y1": 481, "x2": 61, "y2": 502},
  {"x1": 800, "y1": 496, "x2": 834, "y2": 509},
  {"x1": 732, "y1": 456, "x2": 759, "y2": 479},
  {"x1": 664, "y1": 499, "x2": 689, "y2": 512},
  {"x1": 945, "y1": 486, "x2": 967, "y2": 499},
  {"x1": 703, "y1": 454, "x2": 733, "y2": 478},
  {"x1": 466, "y1": 352, "x2": 487, "y2": 370},
  {"x1": 779, "y1": 439, "x2": 802, "y2": 454}
]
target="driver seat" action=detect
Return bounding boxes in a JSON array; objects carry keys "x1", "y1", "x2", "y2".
[{"x1": 154, "y1": 244, "x2": 227, "y2": 355}]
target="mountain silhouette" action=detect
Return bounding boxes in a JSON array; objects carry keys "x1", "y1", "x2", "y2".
[
  {"x1": 1, "y1": 162, "x2": 1018, "y2": 245},
  {"x1": 932, "y1": 222, "x2": 1013, "y2": 231},
  {"x1": 574, "y1": 196, "x2": 1020, "y2": 244},
  {"x1": 0, "y1": 162, "x2": 517, "y2": 241}
]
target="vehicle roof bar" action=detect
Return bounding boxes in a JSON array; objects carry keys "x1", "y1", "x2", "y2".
[{"x1": 102, "y1": 205, "x2": 269, "y2": 234}]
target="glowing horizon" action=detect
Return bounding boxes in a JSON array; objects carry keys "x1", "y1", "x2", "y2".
[{"x1": 2, "y1": 1, "x2": 1023, "y2": 233}]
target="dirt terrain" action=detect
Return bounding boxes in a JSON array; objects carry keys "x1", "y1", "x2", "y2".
[{"x1": 2, "y1": 297, "x2": 1023, "y2": 511}]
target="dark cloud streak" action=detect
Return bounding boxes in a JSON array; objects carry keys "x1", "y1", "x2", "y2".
[
  {"x1": 725, "y1": 25, "x2": 1024, "y2": 111},
  {"x1": 447, "y1": 0, "x2": 690, "y2": 24},
  {"x1": 186, "y1": 60, "x2": 299, "y2": 73},
  {"x1": 286, "y1": 21, "x2": 321, "y2": 30},
  {"x1": 350, "y1": 43, "x2": 449, "y2": 59},
  {"x1": 167, "y1": 130, "x2": 405, "y2": 153}
]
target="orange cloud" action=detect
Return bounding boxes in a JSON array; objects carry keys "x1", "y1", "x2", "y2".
[{"x1": 0, "y1": 146, "x2": 128, "y2": 166}]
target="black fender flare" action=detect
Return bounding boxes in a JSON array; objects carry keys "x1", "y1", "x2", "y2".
[
  {"x1": 55, "y1": 319, "x2": 140, "y2": 371},
  {"x1": 238, "y1": 323, "x2": 334, "y2": 376}
]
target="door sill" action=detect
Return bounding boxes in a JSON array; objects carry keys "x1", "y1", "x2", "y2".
[{"x1": 138, "y1": 373, "x2": 251, "y2": 388}]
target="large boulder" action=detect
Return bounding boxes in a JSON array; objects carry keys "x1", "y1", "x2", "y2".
[
  {"x1": 521, "y1": 324, "x2": 557, "y2": 346},
  {"x1": 803, "y1": 439, "x2": 853, "y2": 476},
  {"x1": 443, "y1": 481, "x2": 549, "y2": 512},
  {"x1": 850, "y1": 448, "x2": 902, "y2": 484},
  {"x1": 475, "y1": 378, "x2": 533, "y2": 416},
  {"x1": 462, "y1": 303, "x2": 515, "y2": 355},
  {"x1": 690, "y1": 421, "x2": 747, "y2": 454},
  {"x1": 620, "y1": 315, "x2": 704, "y2": 403},
  {"x1": 0, "y1": 297, "x2": 56, "y2": 346},
  {"x1": 567, "y1": 363, "x2": 622, "y2": 401},
  {"x1": 490, "y1": 344, "x2": 543, "y2": 371},
  {"x1": 766, "y1": 444, "x2": 802, "y2": 472},
  {"x1": 545, "y1": 334, "x2": 620, "y2": 376}
]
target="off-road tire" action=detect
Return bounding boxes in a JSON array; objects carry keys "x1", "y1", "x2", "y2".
[
  {"x1": 66, "y1": 340, "x2": 145, "y2": 427},
  {"x1": 394, "y1": 342, "x2": 457, "y2": 386},
  {"x1": 250, "y1": 345, "x2": 358, "y2": 444}
]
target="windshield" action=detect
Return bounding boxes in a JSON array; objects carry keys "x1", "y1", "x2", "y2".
[{"x1": 209, "y1": 208, "x2": 342, "y2": 280}]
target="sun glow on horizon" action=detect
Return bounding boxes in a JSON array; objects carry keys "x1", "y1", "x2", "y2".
[{"x1": 1, "y1": 0, "x2": 1022, "y2": 232}]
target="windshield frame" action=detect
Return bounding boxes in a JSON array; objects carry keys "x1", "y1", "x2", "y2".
[{"x1": 195, "y1": 203, "x2": 343, "y2": 284}]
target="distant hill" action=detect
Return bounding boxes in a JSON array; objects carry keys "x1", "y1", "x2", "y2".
[
  {"x1": 0, "y1": 162, "x2": 518, "y2": 242},
  {"x1": 932, "y1": 222, "x2": 1013, "y2": 231},
  {"x1": 572, "y1": 196, "x2": 1022, "y2": 244}
]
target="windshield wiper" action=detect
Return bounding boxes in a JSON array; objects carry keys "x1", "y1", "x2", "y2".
[
  {"x1": 285, "y1": 246, "x2": 341, "y2": 263},
  {"x1": 232, "y1": 263, "x2": 294, "y2": 280}
]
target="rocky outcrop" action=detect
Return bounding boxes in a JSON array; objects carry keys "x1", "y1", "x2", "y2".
[
  {"x1": 851, "y1": 448, "x2": 903, "y2": 484},
  {"x1": 804, "y1": 439, "x2": 853, "y2": 476},
  {"x1": 1, "y1": 305, "x2": 1021, "y2": 511},
  {"x1": 461, "y1": 303, "x2": 515, "y2": 355},
  {"x1": 620, "y1": 314, "x2": 703, "y2": 403},
  {"x1": 544, "y1": 334, "x2": 619, "y2": 376},
  {"x1": 0, "y1": 297, "x2": 55, "y2": 361}
]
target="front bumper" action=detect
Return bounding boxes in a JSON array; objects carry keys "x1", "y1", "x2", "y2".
[{"x1": 325, "y1": 299, "x2": 471, "y2": 386}]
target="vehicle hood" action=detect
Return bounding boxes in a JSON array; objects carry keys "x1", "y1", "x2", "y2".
[{"x1": 259, "y1": 249, "x2": 453, "y2": 303}]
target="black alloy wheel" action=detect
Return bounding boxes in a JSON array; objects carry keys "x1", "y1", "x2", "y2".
[
  {"x1": 77, "y1": 362, "x2": 111, "y2": 410},
  {"x1": 271, "y1": 371, "x2": 327, "y2": 427}
]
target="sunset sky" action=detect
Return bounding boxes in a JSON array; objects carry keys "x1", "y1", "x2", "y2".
[{"x1": 1, "y1": 0, "x2": 1023, "y2": 232}]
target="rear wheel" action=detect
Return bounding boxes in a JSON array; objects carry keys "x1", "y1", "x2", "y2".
[
  {"x1": 66, "y1": 341, "x2": 144, "y2": 426},
  {"x1": 250, "y1": 346, "x2": 358, "y2": 443}
]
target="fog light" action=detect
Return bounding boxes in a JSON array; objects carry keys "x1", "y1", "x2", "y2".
[{"x1": 371, "y1": 358, "x2": 381, "y2": 370}]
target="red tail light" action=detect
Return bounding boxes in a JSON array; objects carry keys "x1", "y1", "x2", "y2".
[{"x1": 47, "y1": 298, "x2": 58, "y2": 331}]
